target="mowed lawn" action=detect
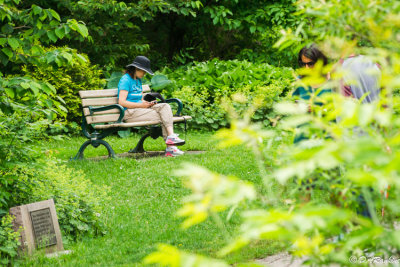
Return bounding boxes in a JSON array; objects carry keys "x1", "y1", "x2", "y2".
[{"x1": 23, "y1": 131, "x2": 282, "y2": 266}]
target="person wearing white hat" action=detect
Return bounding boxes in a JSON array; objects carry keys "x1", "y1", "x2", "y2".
[{"x1": 118, "y1": 56, "x2": 185, "y2": 157}]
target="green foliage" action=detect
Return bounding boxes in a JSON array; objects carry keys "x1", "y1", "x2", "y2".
[
  {"x1": 23, "y1": 47, "x2": 106, "y2": 123},
  {"x1": 26, "y1": 0, "x2": 301, "y2": 69},
  {"x1": 144, "y1": 244, "x2": 230, "y2": 267},
  {"x1": 106, "y1": 71, "x2": 123, "y2": 89},
  {"x1": 0, "y1": 0, "x2": 88, "y2": 72},
  {"x1": 30, "y1": 160, "x2": 110, "y2": 241},
  {"x1": 0, "y1": 74, "x2": 64, "y2": 120},
  {"x1": 0, "y1": 164, "x2": 35, "y2": 217},
  {"x1": 201, "y1": 0, "x2": 300, "y2": 66},
  {"x1": 0, "y1": 16, "x2": 92, "y2": 262},
  {"x1": 161, "y1": 59, "x2": 294, "y2": 130},
  {"x1": 151, "y1": 74, "x2": 172, "y2": 91},
  {"x1": 146, "y1": 95, "x2": 400, "y2": 266},
  {"x1": 0, "y1": 214, "x2": 20, "y2": 266},
  {"x1": 144, "y1": 0, "x2": 301, "y2": 68},
  {"x1": 145, "y1": 1, "x2": 400, "y2": 266},
  {"x1": 27, "y1": 0, "x2": 181, "y2": 68},
  {"x1": 175, "y1": 164, "x2": 256, "y2": 229},
  {"x1": 0, "y1": 114, "x2": 56, "y2": 165},
  {"x1": 0, "y1": 159, "x2": 109, "y2": 244},
  {"x1": 0, "y1": 1, "x2": 90, "y2": 158},
  {"x1": 0, "y1": 2, "x2": 103, "y2": 262}
]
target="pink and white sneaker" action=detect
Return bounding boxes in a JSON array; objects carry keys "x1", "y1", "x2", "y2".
[
  {"x1": 165, "y1": 146, "x2": 185, "y2": 157},
  {"x1": 165, "y1": 134, "x2": 185, "y2": 146}
]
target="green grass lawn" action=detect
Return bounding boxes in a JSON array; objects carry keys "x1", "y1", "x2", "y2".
[{"x1": 22, "y1": 131, "x2": 283, "y2": 266}]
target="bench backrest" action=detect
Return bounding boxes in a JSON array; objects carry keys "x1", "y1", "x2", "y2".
[{"x1": 79, "y1": 85, "x2": 150, "y2": 124}]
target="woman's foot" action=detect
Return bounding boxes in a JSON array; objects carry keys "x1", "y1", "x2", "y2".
[
  {"x1": 165, "y1": 146, "x2": 184, "y2": 157},
  {"x1": 165, "y1": 134, "x2": 185, "y2": 146}
]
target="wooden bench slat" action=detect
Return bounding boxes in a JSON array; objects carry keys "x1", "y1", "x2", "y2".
[
  {"x1": 92, "y1": 116, "x2": 192, "y2": 129},
  {"x1": 142, "y1": 84, "x2": 150, "y2": 93},
  {"x1": 79, "y1": 85, "x2": 150, "y2": 99},
  {"x1": 86, "y1": 114, "x2": 121, "y2": 124},
  {"x1": 79, "y1": 89, "x2": 118, "y2": 98},
  {"x1": 83, "y1": 107, "x2": 120, "y2": 116},
  {"x1": 82, "y1": 97, "x2": 118, "y2": 107}
]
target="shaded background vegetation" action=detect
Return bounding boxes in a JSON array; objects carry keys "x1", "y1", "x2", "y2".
[{"x1": 18, "y1": 0, "x2": 300, "y2": 71}]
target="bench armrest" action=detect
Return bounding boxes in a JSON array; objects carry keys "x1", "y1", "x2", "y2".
[
  {"x1": 165, "y1": 98, "x2": 183, "y2": 116},
  {"x1": 89, "y1": 104, "x2": 125, "y2": 123}
]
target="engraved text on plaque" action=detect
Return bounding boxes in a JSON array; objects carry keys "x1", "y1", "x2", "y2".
[{"x1": 30, "y1": 208, "x2": 57, "y2": 248}]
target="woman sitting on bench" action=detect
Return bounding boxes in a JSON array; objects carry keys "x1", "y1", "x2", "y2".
[{"x1": 118, "y1": 55, "x2": 185, "y2": 157}]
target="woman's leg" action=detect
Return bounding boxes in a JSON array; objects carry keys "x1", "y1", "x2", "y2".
[
  {"x1": 124, "y1": 107, "x2": 184, "y2": 157},
  {"x1": 124, "y1": 108, "x2": 169, "y2": 139},
  {"x1": 150, "y1": 103, "x2": 174, "y2": 138},
  {"x1": 151, "y1": 103, "x2": 185, "y2": 146}
]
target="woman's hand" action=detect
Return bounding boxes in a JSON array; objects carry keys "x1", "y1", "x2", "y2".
[
  {"x1": 119, "y1": 90, "x2": 156, "y2": 109},
  {"x1": 141, "y1": 101, "x2": 155, "y2": 108}
]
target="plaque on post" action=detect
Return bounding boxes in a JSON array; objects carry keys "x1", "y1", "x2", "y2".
[{"x1": 9, "y1": 199, "x2": 64, "y2": 255}]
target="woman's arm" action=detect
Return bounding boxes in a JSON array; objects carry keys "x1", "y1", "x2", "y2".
[{"x1": 118, "y1": 90, "x2": 155, "y2": 108}]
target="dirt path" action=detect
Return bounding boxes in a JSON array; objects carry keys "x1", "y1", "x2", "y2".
[
  {"x1": 256, "y1": 252, "x2": 306, "y2": 267},
  {"x1": 86, "y1": 150, "x2": 205, "y2": 161}
]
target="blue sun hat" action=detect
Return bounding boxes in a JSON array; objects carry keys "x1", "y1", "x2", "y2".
[{"x1": 126, "y1": 56, "x2": 154, "y2": 75}]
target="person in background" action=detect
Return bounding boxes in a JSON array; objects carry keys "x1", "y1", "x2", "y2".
[
  {"x1": 293, "y1": 45, "x2": 381, "y2": 218},
  {"x1": 118, "y1": 55, "x2": 185, "y2": 157},
  {"x1": 340, "y1": 55, "x2": 380, "y2": 103},
  {"x1": 339, "y1": 55, "x2": 381, "y2": 218},
  {"x1": 292, "y1": 44, "x2": 332, "y2": 202},
  {"x1": 292, "y1": 43, "x2": 331, "y2": 101},
  {"x1": 292, "y1": 44, "x2": 332, "y2": 143}
]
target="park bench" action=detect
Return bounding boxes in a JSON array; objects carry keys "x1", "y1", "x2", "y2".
[{"x1": 73, "y1": 85, "x2": 191, "y2": 159}]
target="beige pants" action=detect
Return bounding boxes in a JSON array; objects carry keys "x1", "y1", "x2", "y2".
[{"x1": 123, "y1": 103, "x2": 173, "y2": 139}]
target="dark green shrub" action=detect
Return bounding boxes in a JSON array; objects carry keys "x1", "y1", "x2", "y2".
[
  {"x1": 22, "y1": 47, "x2": 106, "y2": 123},
  {"x1": 0, "y1": 114, "x2": 55, "y2": 166},
  {"x1": 160, "y1": 59, "x2": 294, "y2": 130}
]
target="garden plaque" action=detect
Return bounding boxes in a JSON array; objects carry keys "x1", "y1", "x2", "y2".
[
  {"x1": 30, "y1": 208, "x2": 57, "y2": 248},
  {"x1": 9, "y1": 199, "x2": 64, "y2": 255}
]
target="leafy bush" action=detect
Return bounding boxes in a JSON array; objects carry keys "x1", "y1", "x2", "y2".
[
  {"x1": 0, "y1": 115, "x2": 48, "y2": 166},
  {"x1": 22, "y1": 47, "x2": 106, "y2": 123},
  {"x1": 1, "y1": 159, "x2": 109, "y2": 241},
  {"x1": 30, "y1": 160, "x2": 110, "y2": 242},
  {"x1": 0, "y1": 164, "x2": 37, "y2": 219},
  {"x1": 0, "y1": 215, "x2": 21, "y2": 266},
  {"x1": 0, "y1": 160, "x2": 109, "y2": 262},
  {"x1": 160, "y1": 59, "x2": 294, "y2": 130}
]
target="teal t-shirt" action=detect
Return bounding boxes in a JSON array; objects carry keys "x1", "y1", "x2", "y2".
[
  {"x1": 292, "y1": 86, "x2": 332, "y2": 143},
  {"x1": 292, "y1": 86, "x2": 331, "y2": 105},
  {"x1": 118, "y1": 74, "x2": 142, "y2": 108}
]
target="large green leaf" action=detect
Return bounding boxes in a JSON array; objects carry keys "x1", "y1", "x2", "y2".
[
  {"x1": 106, "y1": 71, "x2": 123, "y2": 89},
  {"x1": 2, "y1": 48, "x2": 13, "y2": 58},
  {"x1": 7, "y1": 38, "x2": 19, "y2": 50},
  {"x1": 47, "y1": 31, "x2": 57, "y2": 42},
  {"x1": 55, "y1": 27, "x2": 65, "y2": 39},
  {"x1": 150, "y1": 75, "x2": 172, "y2": 91},
  {"x1": 118, "y1": 129, "x2": 131, "y2": 138}
]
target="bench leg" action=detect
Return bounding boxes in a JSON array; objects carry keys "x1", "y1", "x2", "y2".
[
  {"x1": 129, "y1": 133, "x2": 150, "y2": 153},
  {"x1": 72, "y1": 139, "x2": 117, "y2": 160},
  {"x1": 129, "y1": 127, "x2": 163, "y2": 153}
]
